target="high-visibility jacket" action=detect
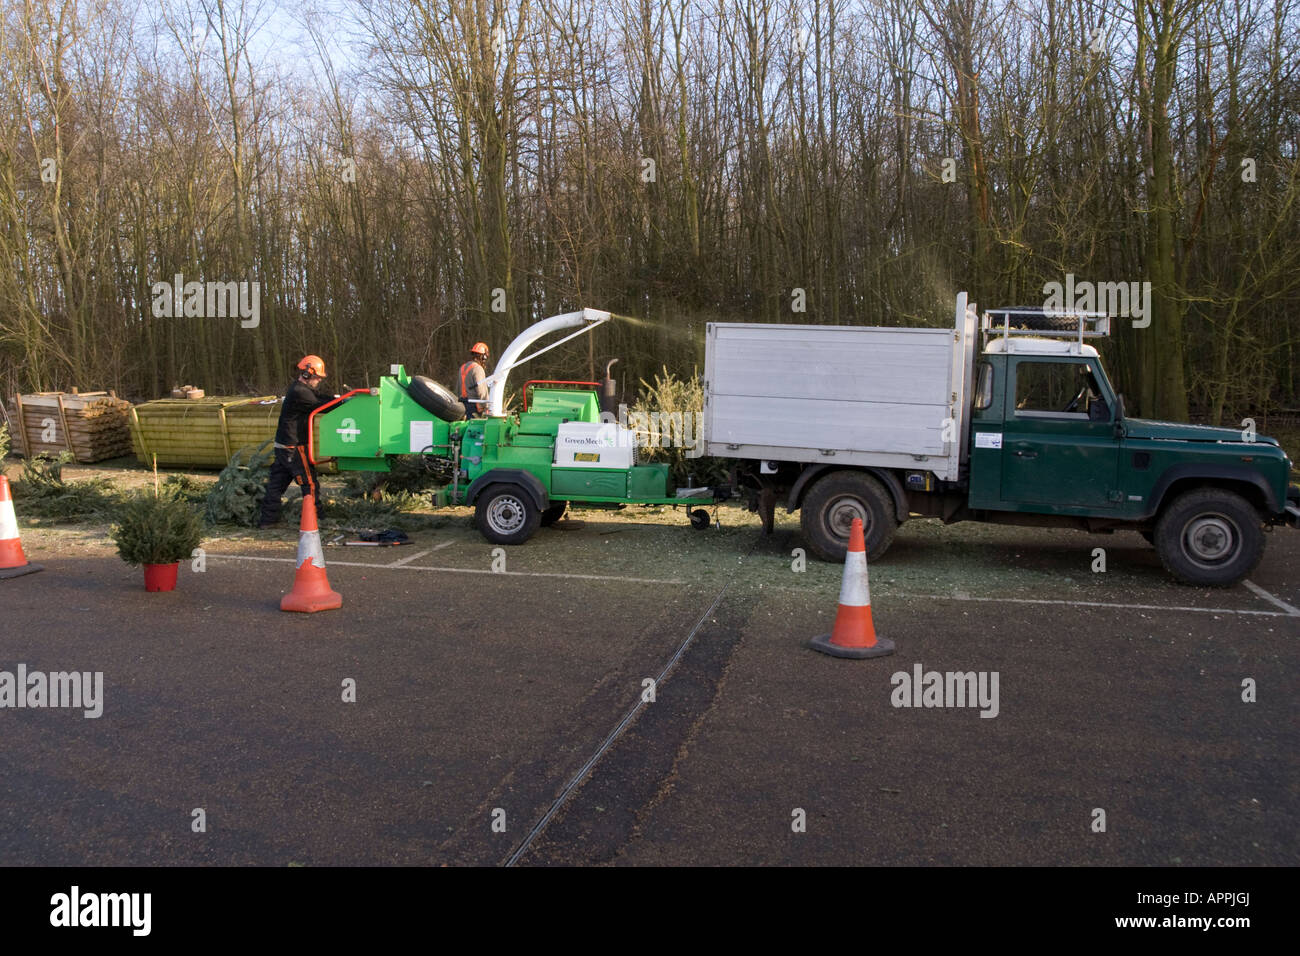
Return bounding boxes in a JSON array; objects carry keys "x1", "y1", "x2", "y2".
[{"x1": 459, "y1": 360, "x2": 487, "y2": 405}]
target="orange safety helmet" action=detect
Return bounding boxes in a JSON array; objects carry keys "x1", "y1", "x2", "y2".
[
  {"x1": 469, "y1": 342, "x2": 489, "y2": 358},
  {"x1": 296, "y1": 354, "x2": 327, "y2": 378}
]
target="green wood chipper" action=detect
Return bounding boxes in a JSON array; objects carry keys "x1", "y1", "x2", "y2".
[{"x1": 310, "y1": 309, "x2": 723, "y2": 545}]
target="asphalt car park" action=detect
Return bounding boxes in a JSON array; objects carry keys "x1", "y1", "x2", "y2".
[{"x1": 2, "y1": 507, "x2": 1296, "y2": 865}]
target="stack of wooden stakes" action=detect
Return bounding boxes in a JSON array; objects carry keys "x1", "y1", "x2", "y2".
[
  {"x1": 129, "y1": 395, "x2": 282, "y2": 468},
  {"x1": 6, "y1": 390, "x2": 134, "y2": 463}
]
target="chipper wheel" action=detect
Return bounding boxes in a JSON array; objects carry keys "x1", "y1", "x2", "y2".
[{"x1": 475, "y1": 483, "x2": 541, "y2": 545}]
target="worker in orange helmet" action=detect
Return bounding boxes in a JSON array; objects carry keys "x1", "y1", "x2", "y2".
[
  {"x1": 258, "y1": 354, "x2": 334, "y2": 529},
  {"x1": 458, "y1": 342, "x2": 491, "y2": 419}
]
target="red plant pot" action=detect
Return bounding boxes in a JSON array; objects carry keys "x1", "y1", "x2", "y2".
[{"x1": 143, "y1": 562, "x2": 179, "y2": 592}]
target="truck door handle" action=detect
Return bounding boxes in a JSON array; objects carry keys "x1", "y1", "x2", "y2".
[{"x1": 1013, "y1": 450, "x2": 1038, "y2": 459}]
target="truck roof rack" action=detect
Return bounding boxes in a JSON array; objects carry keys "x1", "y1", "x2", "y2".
[{"x1": 982, "y1": 306, "x2": 1110, "y2": 349}]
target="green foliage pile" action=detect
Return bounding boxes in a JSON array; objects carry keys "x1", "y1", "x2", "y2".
[
  {"x1": 324, "y1": 491, "x2": 425, "y2": 531},
  {"x1": 161, "y1": 473, "x2": 210, "y2": 505},
  {"x1": 628, "y1": 367, "x2": 729, "y2": 489},
  {"x1": 342, "y1": 455, "x2": 450, "y2": 498},
  {"x1": 12, "y1": 452, "x2": 121, "y2": 522},
  {"x1": 18, "y1": 451, "x2": 73, "y2": 493},
  {"x1": 0, "y1": 419, "x2": 9, "y2": 458},
  {"x1": 111, "y1": 489, "x2": 205, "y2": 566},
  {"x1": 204, "y1": 441, "x2": 275, "y2": 526}
]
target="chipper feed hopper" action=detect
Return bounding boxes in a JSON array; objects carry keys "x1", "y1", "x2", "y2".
[{"x1": 310, "y1": 309, "x2": 722, "y2": 545}]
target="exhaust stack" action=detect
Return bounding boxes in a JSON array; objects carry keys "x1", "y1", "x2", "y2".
[{"x1": 601, "y1": 358, "x2": 619, "y2": 419}]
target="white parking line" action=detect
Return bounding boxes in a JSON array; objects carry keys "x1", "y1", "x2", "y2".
[
  {"x1": 387, "y1": 549, "x2": 431, "y2": 568},
  {"x1": 916, "y1": 592, "x2": 1299, "y2": 617},
  {"x1": 206, "y1": 553, "x2": 683, "y2": 585},
  {"x1": 1243, "y1": 580, "x2": 1300, "y2": 616},
  {"x1": 753, "y1": 578, "x2": 1300, "y2": 618}
]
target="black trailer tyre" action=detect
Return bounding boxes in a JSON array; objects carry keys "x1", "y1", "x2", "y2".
[
  {"x1": 1153, "y1": 488, "x2": 1264, "y2": 587},
  {"x1": 540, "y1": 501, "x2": 568, "y2": 526},
  {"x1": 689, "y1": 508, "x2": 711, "y2": 530},
  {"x1": 800, "y1": 471, "x2": 898, "y2": 562},
  {"x1": 406, "y1": 375, "x2": 466, "y2": 423},
  {"x1": 476, "y1": 483, "x2": 541, "y2": 545}
]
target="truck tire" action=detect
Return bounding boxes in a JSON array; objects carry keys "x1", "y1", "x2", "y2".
[
  {"x1": 540, "y1": 501, "x2": 568, "y2": 526},
  {"x1": 1153, "y1": 488, "x2": 1264, "y2": 587},
  {"x1": 476, "y1": 483, "x2": 541, "y2": 545},
  {"x1": 800, "y1": 471, "x2": 898, "y2": 563},
  {"x1": 406, "y1": 375, "x2": 465, "y2": 423}
]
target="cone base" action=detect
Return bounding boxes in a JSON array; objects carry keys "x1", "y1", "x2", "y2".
[
  {"x1": 0, "y1": 547, "x2": 32, "y2": 570},
  {"x1": 0, "y1": 562, "x2": 43, "y2": 579},
  {"x1": 808, "y1": 632, "x2": 895, "y2": 659},
  {"x1": 281, "y1": 590, "x2": 342, "y2": 613}
]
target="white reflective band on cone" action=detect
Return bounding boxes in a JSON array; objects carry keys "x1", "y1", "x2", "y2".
[
  {"x1": 297, "y1": 532, "x2": 326, "y2": 570},
  {"x1": 838, "y1": 549, "x2": 871, "y2": 607},
  {"x1": 0, "y1": 499, "x2": 18, "y2": 538}
]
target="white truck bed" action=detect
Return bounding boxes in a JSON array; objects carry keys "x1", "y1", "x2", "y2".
[{"x1": 702, "y1": 298, "x2": 976, "y2": 481}]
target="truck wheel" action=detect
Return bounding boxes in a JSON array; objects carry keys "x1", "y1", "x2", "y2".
[
  {"x1": 1153, "y1": 489, "x2": 1264, "y2": 587},
  {"x1": 406, "y1": 375, "x2": 466, "y2": 423},
  {"x1": 540, "y1": 501, "x2": 568, "y2": 526},
  {"x1": 800, "y1": 471, "x2": 898, "y2": 562},
  {"x1": 476, "y1": 483, "x2": 541, "y2": 545}
]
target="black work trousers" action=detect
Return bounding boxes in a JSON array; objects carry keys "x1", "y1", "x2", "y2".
[{"x1": 259, "y1": 446, "x2": 321, "y2": 524}]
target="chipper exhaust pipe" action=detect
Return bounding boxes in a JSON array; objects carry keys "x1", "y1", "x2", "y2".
[{"x1": 601, "y1": 358, "x2": 619, "y2": 419}]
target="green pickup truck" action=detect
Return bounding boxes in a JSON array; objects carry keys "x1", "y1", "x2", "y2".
[{"x1": 703, "y1": 294, "x2": 1298, "y2": 586}]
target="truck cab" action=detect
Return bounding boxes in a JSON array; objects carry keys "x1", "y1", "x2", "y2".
[
  {"x1": 963, "y1": 314, "x2": 1294, "y2": 584},
  {"x1": 968, "y1": 336, "x2": 1124, "y2": 514}
]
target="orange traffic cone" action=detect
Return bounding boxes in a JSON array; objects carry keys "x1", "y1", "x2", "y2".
[
  {"x1": 280, "y1": 495, "x2": 341, "y2": 612},
  {"x1": 809, "y1": 517, "x2": 894, "y2": 659},
  {"x1": 0, "y1": 474, "x2": 43, "y2": 579}
]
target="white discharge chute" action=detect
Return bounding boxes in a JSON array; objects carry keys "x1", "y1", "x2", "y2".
[{"x1": 483, "y1": 308, "x2": 611, "y2": 417}]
